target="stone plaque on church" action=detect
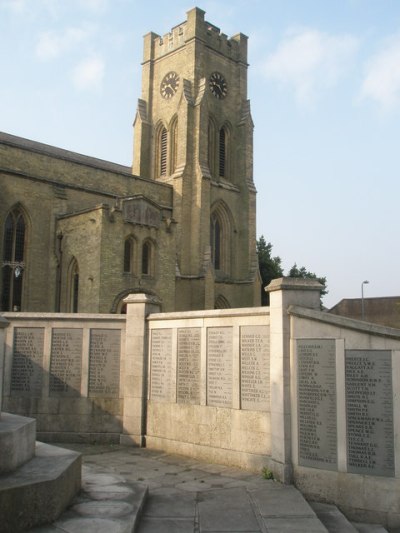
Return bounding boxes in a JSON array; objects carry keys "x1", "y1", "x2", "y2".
[
  {"x1": 11, "y1": 327, "x2": 44, "y2": 396},
  {"x1": 123, "y1": 197, "x2": 161, "y2": 228},
  {"x1": 207, "y1": 327, "x2": 233, "y2": 408},
  {"x1": 240, "y1": 325, "x2": 270, "y2": 411},
  {"x1": 88, "y1": 329, "x2": 121, "y2": 398},
  {"x1": 150, "y1": 329, "x2": 173, "y2": 401},
  {"x1": 297, "y1": 339, "x2": 337, "y2": 470},
  {"x1": 49, "y1": 328, "x2": 82, "y2": 397},
  {"x1": 177, "y1": 328, "x2": 201, "y2": 404},
  {"x1": 346, "y1": 350, "x2": 394, "y2": 477}
]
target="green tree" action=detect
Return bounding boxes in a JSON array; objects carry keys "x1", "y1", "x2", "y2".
[
  {"x1": 257, "y1": 236, "x2": 328, "y2": 306},
  {"x1": 287, "y1": 263, "x2": 328, "y2": 298},
  {"x1": 256, "y1": 236, "x2": 283, "y2": 305}
]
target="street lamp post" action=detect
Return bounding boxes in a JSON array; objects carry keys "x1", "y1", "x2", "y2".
[{"x1": 361, "y1": 280, "x2": 369, "y2": 320}]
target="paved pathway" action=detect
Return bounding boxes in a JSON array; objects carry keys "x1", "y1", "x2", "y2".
[{"x1": 30, "y1": 443, "x2": 327, "y2": 533}]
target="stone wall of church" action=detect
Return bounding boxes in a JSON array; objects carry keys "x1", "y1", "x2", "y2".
[
  {"x1": 0, "y1": 136, "x2": 177, "y2": 313},
  {"x1": 0, "y1": 137, "x2": 173, "y2": 204}
]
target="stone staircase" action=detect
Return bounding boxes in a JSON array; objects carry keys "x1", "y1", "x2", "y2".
[
  {"x1": 0, "y1": 412, "x2": 81, "y2": 533},
  {"x1": 310, "y1": 502, "x2": 389, "y2": 533}
]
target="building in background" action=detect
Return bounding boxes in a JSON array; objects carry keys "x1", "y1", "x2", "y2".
[
  {"x1": 329, "y1": 297, "x2": 400, "y2": 329},
  {"x1": 0, "y1": 7, "x2": 260, "y2": 313}
]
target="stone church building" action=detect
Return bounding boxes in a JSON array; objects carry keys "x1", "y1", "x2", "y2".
[{"x1": 0, "y1": 7, "x2": 260, "y2": 314}]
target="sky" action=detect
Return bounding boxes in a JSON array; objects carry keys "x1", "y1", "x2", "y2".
[{"x1": 1, "y1": 0, "x2": 400, "y2": 308}]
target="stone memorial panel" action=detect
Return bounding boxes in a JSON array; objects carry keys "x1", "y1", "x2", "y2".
[
  {"x1": 88, "y1": 329, "x2": 121, "y2": 398},
  {"x1": 207, "y1": 327, "x2": 233, "y2": 408},
  {"x1": 346, "y1": 350, "x2": 394, "y2": 476},
  {"x1": 177, "y1": 328, "x2": 201, "y2": 404},
  {"x1": 150, "y1": 329, "x2": 173, "y2": 401},
  {"x1": 240, "y1": 325, "x2": 270, "y2": 411},
  {"x1": 297, "y1": 339, "x2": 337, "y2": 470},
  {"x1": 49, "y1": 329, "x2": 83, "y2": 396},
  {"x1": 11, "y1": 327, "x2": 44, "y2": 396}
]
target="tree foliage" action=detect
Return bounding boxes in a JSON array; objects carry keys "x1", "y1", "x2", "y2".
[
  {"x1": 257, "y1": 235, "x2": 328, "y2": 306},
  {"x1": 287, "y1": 263, "x2": 328, "y2": 297},
  {"x1": 256, "y1": 236, "x2": 283, "y2": 305}
]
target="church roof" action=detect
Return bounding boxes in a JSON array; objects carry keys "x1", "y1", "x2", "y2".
[{"x1": 0, "y1": 131, "x2": 132, "y2": 176}]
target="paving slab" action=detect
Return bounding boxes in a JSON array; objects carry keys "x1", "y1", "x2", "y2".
[
  {"x1": 143, "y1": 487, "x2": 196, "y2": 517},
  {"x1": 21, "y1": 444, "x2": 388, "y2": 533},
  {"x1": 251, "y1": 484, "x2": 317, "y2": 518},
  {"x1": 138, "y1": 517, "x2": 196, "y2": 533},
  {"x1": 264, "y1": 517, "x2": 328, "y2": 532},
  {"x1": 197, "y1": 487, "x2": 261, "y2": 532}
]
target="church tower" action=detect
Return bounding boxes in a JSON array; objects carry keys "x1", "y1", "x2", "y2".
[{"x1": 132, "y1": 7, "x2": 260, "y2": 309}]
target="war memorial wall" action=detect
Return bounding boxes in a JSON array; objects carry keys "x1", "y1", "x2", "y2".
[
  {"x1": 2, "y1": 280, "x2": 400, "y2": 525},
  {"x1": 145, "y1": 307, "x2": 271, "y2": 469},
  {"x1": 1, "y1": 313, "x2": 125, "y2": 442},
  {"x1": 284, "y1": 294, "x2": 400, "y2": 528}
]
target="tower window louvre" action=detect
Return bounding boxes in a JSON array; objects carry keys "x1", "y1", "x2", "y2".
[
  {"x1": 219, "y1": 128, "x2": 226, "y2": 177},
  {"x1": 160, "y1": 128, "x2": 168, "y2": 176}
]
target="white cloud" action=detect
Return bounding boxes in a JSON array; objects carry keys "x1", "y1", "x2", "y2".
[
  {"x1": 263, "y1": 28, "x2": 359, "y2": 105},
  {"x1": 72, "y1": 56, "x2": 104, "y2": 90},
  {"x1": 36, "y1": 26, "x2": 93, "y2": 60},
  {"x1": 360, "y1": 35, "x2": 400, "y2": 110}
]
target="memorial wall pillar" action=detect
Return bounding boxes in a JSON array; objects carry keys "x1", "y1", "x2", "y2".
[
  {"x1": 0, "y1": 317, "x2": 9, "y2": 415},
  {"x1": 121, "y1": 293, "x2": 161, "y2": 446},
  {"x1": 266, "y1": 277, "x2": 322, "y2": 483}
]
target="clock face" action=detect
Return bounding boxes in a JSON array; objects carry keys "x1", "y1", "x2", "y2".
[
  {"x1": 209, "y1": 72, "x2": 228, "y2": 99},
  {"x1": 160, "y1": 71, "x2": 180, "y2": 99}
]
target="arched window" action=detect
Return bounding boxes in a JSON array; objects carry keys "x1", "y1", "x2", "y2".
[
  {"x1": 210, "y1": 201, "x2": 233, "y2": 276},
  {"x1": 69, "y1": 258, "x2": 79, "y2": 313},
  {"x1": 1, "y1": 206, "x2": 26, "y2": 311},
  {"x1": 210, "y1": 214, "x2": 221, "y2": 270},
  {"x1": 124, "y1": 236, "x2": 136, "y2": 274},
  {"x1": 215, "y1": 295, "x2": 231, "y2": 309},
  {"x1": 142, "y1": 241, "x2": 153, "y2": 276},
  {"x1": 208, "y1": 119, "x2": 231, "y2": 180}
]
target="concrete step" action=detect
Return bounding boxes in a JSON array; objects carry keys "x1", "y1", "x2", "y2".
[
  {"x1": 29, "y1": 464, "x2": 148, "y2": 533},
  {"x1": 352, "y1": 523, "x2": 389, "y2": 532},
  {"x1": 310, "y1": 502, "x2": 388, "y2": 533},
  {"x1": 0, "y1": 441, "x2": 81, "y2": 532},
  {"x1": 0, "y1": 412, "x2": 36, "y2": 473},
  {"x1": 310, "y1": 502, "x2": 360, "y2": 532}
]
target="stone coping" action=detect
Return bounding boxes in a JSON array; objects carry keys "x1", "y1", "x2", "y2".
[
  {"x1": 147, "y1": 306, "x2": 270, "y2": 321},
  {"x1": 0, "y1": 312, "x2": 126, "y2": 322},
  {"x1": 267, "y1": 277, "x2": 323, "y2": 292},
  {"x1": 288, "y1": 305, "x2": 400, "y2": 340}
]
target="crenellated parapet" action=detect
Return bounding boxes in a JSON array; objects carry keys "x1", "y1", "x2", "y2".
[{"x1": 143, "y1": 7, "x2": 248, "y2": 65}]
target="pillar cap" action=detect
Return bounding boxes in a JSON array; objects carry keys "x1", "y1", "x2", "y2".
[
  {"x1": 266, "y1": 277, "x2": 323, "y2": 293},
  {"x1": 123, "y1": 293, "x2": 161, "y2": 305}
]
